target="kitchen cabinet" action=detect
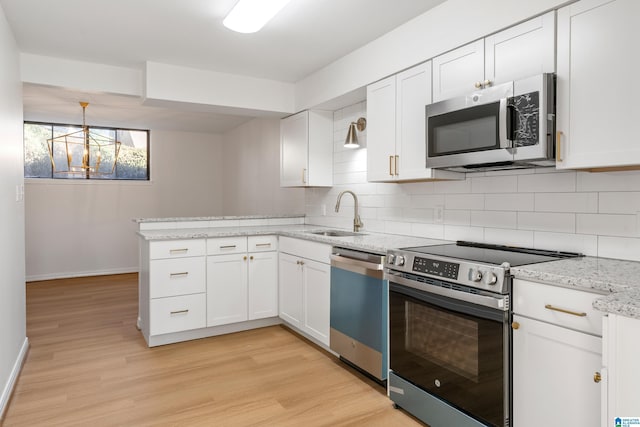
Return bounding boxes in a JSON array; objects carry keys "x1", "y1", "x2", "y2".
[
  {"x1": 366, "y1": 62, "x2": 462, "y2": 182},
  {"x1": 207, "y1": 236, "x2": 279, "y2": 327},
  {"x1": 602, "y1": 313, "x2": 640, "y2": 425},
  {"x1": 512, "y1": 279, "x2": 603, "y2": 427},
  {"x1": 280, "y1": 110, "x2": 333, "y2": 187},
  {"x1": 556, "y1": 0, "x2": 640, "y2": 170},
  {"x1": 278, "y1": 237, "x2": 331, "y2": 346},
  {"x1": 432, "y1": 11, "x2": 555, "y2": 102}
]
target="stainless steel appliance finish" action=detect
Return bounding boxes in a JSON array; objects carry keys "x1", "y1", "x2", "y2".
[
  {"x1": 386, "y1": 241, "x2": 581, "y2": 427},
  {"x1": 330, "y1": 247, "x2": 387, "y2": 381},
  {"x1": 426, "y1": 73, "x2": 556, "y2": 172}
]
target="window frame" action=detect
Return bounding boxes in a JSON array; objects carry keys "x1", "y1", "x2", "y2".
[{"x1": 23, "y1": 120, "x2": 151, "y2": 181}]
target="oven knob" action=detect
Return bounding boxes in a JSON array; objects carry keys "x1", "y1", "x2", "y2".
[
  {"x1": 483, "y1": 271, "x2": 498, "y2": 286},
  {"x1": 396, "y1": 256, "x2": 405, "y2": 266},
  {"x1": 468, "y1": 268, "x2": 482, "y2": 282},
  {"x1": 387, "y1": 254, "x2": 396, "y2": 265}
]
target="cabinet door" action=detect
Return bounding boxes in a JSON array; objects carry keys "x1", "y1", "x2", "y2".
[
  {"x1": 248, "y1": 251, "x2": 278, "y2": 320},
  {"x1": 280, "y1": 111, "x2": 308, "y2": 187},
  {"x1": 302, "y1": 259, "x2": 330, "y2": 346},
  {"x1": 485, "y1": 11, "x2": 555, "y2": 85},
  {"x1": 278, "y1": 252, "x2": 303, "y2": 328},
  {"x1": 366, "y1": 75, "x2": 397, "y2": 182},
  {"x1": 395, "y1": 62, "x2": 431, "y2": 180},
  {"x1": 512, "y1": 314, "x2": 602, "y2": 427},
  {"x1": 206, "y1": 253, "x2": 248, "y2": 327},
  {"x1": 557, "y1": 0, "x2": 640, "y2": 169},
  {"x1": 432, "y1": 39, "x2": 484, "y2": 102}
]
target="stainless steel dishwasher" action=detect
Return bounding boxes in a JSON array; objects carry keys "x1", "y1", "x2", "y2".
[{"x1": 330, "y1": 247, "x2": 387, "y2": 382}]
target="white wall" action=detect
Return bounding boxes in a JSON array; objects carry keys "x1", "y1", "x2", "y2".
[
  {"x1": 0, "y1": 2, "x2": 27, "y2": 419},
  {"x1": 25, "y1": 130, "x2": 225, "y2": 281},
  {"x1": 221, "y1": 118, "x2": 305, "y2": 215},
  {"x1": 305, "y1": 103, "x2": 640, "y2": 262}
]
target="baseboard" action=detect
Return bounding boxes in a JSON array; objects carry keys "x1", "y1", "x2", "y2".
[
  {"x1": 0, "y1": 337, "x2": 29, "y2": 421},
  {"x1": 26, "y1": 267, "x2": 138, "y2": 282}
]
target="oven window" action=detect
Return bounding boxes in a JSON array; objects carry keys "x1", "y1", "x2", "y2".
[
  {"x1": 428, "y1": 102, "x2": 500, "y2": 157},
  {"x1": 390, "y1": 288, "x2": 506, "y2": 427}
]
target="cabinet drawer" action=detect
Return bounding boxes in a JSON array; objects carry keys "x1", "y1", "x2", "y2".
[
  {"x1": 149, "y1": 239, "x2": 206, "y2": 260},
  {"x1": 207, "y1": 236, "x2": 247, "y2": 255},
  {"x1": 279, "y1": 236, "x2": 331, "y2": 264},
  {"x1": 248, "y1": 235, "x2": 278, "y2": 252},
  {"x1": 513, "y1": 279, "x2": 604, "y2": 336},
  {"x1": 150, "y1": 257, "x2": 206, "y2": 298},
  {"x1": 150, "y1": 294, "x2": 206, "y2": 335}
]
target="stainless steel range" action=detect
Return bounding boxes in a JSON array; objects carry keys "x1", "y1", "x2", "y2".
[{"x1": 385, "y1": 241, "x2": 581, "y2": 427}]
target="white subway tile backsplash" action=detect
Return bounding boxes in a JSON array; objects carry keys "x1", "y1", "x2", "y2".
[
  {"x1": 302, "y1": 103, "x2": 640, "y2": 262},
  {"x1": 471, "y1": 175, "x2": 518, "y2": 193},
  {"x1": 518, "y1": 212, "x2": 575, "y2": 233},
  {"x1": 485, "y1": 193, "x2": 534, "y2": 211},
  {"x1": 471, "y1": 211, "x2": 517, "y2": 229},
  {"x1": 577, "y1": 214, "x2": 638, "y2": 237},
  {"x1": 517, "y1": 171, "x2": 576, "y2": 193},
  {"x1": 599, "y1": 192, "x2": 640, "y2": 214},
  {"x1": 534, "y1": 232, "x2": 598, "y2": 256},
  {"x1": 534, "y1": 193, "x2": 598, "y2": 213}
]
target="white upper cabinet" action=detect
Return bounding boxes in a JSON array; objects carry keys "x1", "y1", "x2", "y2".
[
  {"x1": 280, "y1": 110, "x2": 333, "y2": 187},
  {"x1": 556, "y1": 0, "x2": 640, "y2": 170},
  {"x1": 432, "y1": 11, "x2": 555, "y2": 102},
  {"x1": 367, "y1": 62, "x2": 462, "y2": 182}
]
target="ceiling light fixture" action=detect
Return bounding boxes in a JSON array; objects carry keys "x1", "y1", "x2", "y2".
[
  {"x1": 344, "y1": 117, "x2": 367, "y2": 148},
  {"x1": 223, "y1": 0, "x2": 292, "y2": 34},
  {"x1": 46, "y1": 102, "x2": 121, "y2": 177}
]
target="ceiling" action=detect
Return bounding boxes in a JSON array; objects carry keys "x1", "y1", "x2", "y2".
[{"x1": 2, "y1": 0, "x2": 446, "y2": 133}]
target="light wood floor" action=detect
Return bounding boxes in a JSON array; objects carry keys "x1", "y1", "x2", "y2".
[{"x1": 3, "y1": 274, "x2": 423, "y2": 426}]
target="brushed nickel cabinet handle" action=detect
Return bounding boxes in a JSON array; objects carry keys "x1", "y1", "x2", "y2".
[
  {"x1": 170, "y1": 309, "x2": 189, "y2": 315},
  {"x1": 169, "y1": 248, "x2": 188, "y2": 254},
  {"x1": 169, "y1": 272, "x2": 189, "y2": 278},
  {"x1": 255, "y1": 243, "x2": 272, "y2": 247},
  {"x1": 220, "y1": 245, "x2": 237, "y2": 249},
  {"x1": 556, "y1": 131, "x2": 563, "y2": 162},
  {"x1": 545, "y1": 304, "x2": 587, "y2": 317}
]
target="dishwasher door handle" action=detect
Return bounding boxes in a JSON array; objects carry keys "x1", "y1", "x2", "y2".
[{"x1": 331, "y1": 254, "x2": 384, "y2": 278}]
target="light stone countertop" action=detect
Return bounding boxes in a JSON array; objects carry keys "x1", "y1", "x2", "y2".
[
  {"x1": 133, "y1": 214, "x2": 305, "y2": 223},
  {"x1": 511, "y1": 256, "x2": 640, "y2": 319},
  {"x1": 137, "y1": 219, "x2": 640, "y2": 319}
]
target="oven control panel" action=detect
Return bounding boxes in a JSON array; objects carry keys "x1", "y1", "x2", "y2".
[{"x1": 412, "y1": 257, "x2": 459, "y2": 280}]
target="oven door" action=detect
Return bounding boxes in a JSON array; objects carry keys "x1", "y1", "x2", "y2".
[
  {"x1": 426, "y1": 81, "x2": 514, "y2": 169},
  {"x1": 389, "y1": 279, "x2": 510, "y2": 427}
]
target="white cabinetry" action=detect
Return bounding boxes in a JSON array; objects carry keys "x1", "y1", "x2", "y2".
[
  {"x1": 280, "y1": 110, "x2": 333, "y2": 187},
  {"x1": 602, "y1": 313, "x2": 640, "y2": 425},
  {"x1": 556, "y1": 0, "x2": 640, "y2": 170},
  {"x1": 367, "y1": 62, "x2": 461, "y2": 182},
  {"x1": 207, "y1": 236, "x2": 278, "y2": 327},
  {"x1": 432, "y1": 11, "x2": 555, "y2": 102},
  {"x1": 512, "y1": 279, "x2": 603, "y2": 427},
  {"x1": 278, "y1": 237, "x2": 331, "y2": 346}
]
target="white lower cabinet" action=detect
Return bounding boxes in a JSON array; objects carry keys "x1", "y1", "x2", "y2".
[
  {"x1": 207, "y1": 253, "x2": 248, "y2": 327},
  {"x1": 248, "y1": 250, "x2": 278, "y2": 320},
  {"x1": 278, "y1": 237, "x2": 331, "y2": 346},
  {"x1": 512, "y1": 279, "x2": 603, "y2": 426},
  {"x1": 150, "y1": 294, "x2": 206, "y2": 336}
]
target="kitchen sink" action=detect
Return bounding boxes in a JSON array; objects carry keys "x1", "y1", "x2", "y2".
[{"x1": 309, "y1": 230, "x2": 366, "y2": 237}]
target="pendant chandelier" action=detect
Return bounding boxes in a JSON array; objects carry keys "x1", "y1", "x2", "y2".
[{"x1": 46, "y1": 102, "x2": 121, "y2": 176}]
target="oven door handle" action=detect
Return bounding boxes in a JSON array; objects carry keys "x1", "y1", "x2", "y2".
[{"x1": 387, "y1": 272, "x2": 509, "y2": 312}]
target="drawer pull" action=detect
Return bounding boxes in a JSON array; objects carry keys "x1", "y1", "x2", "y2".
[
  {"x1": 255, "y1": 243, "x2": 272, "y2": 247},
  {"x1": 169, "y1": 248, "x2": 188, "y2": 254},
  {"x1": 170, "y1": 309, "x2": 189, "y2": 315},
  {"x1": 511, "y1": 321, "x2": 520, "y2": 330},
  {"x1": 544, "y1": 304, "x2": 587, "y2": 317},
  {"x1": 220, "y1": 245, "x2": 237, "y2": 249},
  {"x1": 170, "y1": 272, "x2": 189, "y2": 278}
]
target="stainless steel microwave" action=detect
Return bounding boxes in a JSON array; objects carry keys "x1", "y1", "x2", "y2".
[{"x1": 426, "y1": 73, "x2": 555, "y2": 172}]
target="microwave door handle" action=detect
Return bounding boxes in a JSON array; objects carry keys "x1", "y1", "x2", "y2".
[{"x1": 499, "y1": 98, "x2": 512, "y2": 149}]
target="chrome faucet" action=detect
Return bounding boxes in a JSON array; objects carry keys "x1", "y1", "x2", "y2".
[{"x1": 335, "y1": 190, "x2": 363, "y2": 232}]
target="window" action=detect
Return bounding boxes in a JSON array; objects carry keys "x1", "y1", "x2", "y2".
[{"x1": 24, "y1": 122, "x2": 150, "y2": 180}]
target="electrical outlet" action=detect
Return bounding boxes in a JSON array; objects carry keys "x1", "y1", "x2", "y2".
[{"x1": 435, "y1": 205, "x2": 444, "y2": 224}]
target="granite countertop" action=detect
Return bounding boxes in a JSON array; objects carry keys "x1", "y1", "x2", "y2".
[
  {"x1": 133, "y1": 214, "x2": 304, "y2": 223},
  {"x1": 137, "y1": 223, "x2": 448, "y2": 255},
  {"x1": 512, "y1": 257, "x2": 640, "y2": 320}
]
